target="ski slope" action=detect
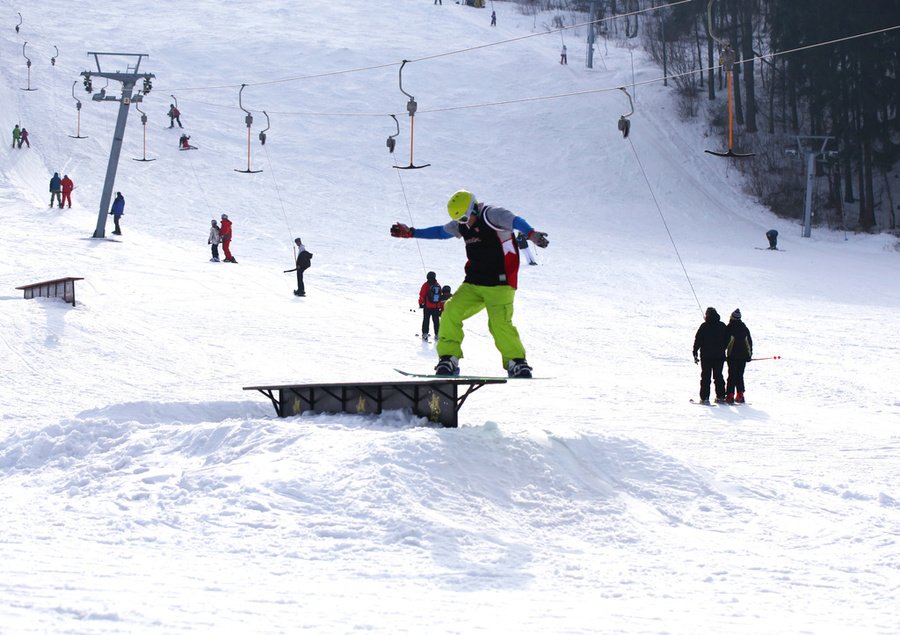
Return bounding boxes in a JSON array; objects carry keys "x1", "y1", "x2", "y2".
[{"x1": 1, "y1": 1, "x2": 899, "y2": 632}]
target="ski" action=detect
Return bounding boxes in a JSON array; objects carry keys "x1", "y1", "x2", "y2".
[{"x1": 689, "y1": 399, "x2": 717, "y2": 406}]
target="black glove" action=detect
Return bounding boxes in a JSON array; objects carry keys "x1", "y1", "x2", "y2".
[
  {"x1": 693, "y1": 353, "x2": 699, "y2": 365},
  {"x1": 527, "y1": 230, "x2": 549, "y2": 248},
  {"x1": 419, "y1": 303, "x2": 424, "y2": 309}
]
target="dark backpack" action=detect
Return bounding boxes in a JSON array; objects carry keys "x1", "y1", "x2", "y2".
[{"x1": 428, "y1": 282, "x2": 441, "y2": 304}]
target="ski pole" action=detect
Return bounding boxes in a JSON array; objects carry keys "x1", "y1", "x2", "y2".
[{"x1": 749, "y1": 356, "x2": 781, "y2": 361}]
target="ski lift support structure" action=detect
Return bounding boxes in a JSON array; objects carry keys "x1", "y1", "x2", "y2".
[
  {"x1": 235, "y1": 84, "x2": 262, "y2": 173},
  {"x1": 80, "y1": 51, "x2": 154, "y2": 238},
  {"x1": 394, "y1": 60, "x2": 430, "y2": 169}
]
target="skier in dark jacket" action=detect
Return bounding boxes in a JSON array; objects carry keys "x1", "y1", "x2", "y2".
[
  {"x1": 692, "y1": 307, "x2": 728, "y2": 404},
  {"x1": 109, "y1": 192, "x2": 125, "y2": 235},
  {"x1": 724, "y1": 308, "x2": 753, "y2": 403},
  {"x1": 390, "y1": 189, "x2": 549, "y2": 378},
  {"x1": 293, "y1": 237, "x2": 312, "y2": 296},
  {"x1": 418, "y1": 271, "x2": 444, "y2": 340},
  {"x1": 49, "y1": 172, "x2": 62, "y2": 208}
]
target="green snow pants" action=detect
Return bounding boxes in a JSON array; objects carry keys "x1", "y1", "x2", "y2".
[{"x1": 436, "y1": 282, "x2": 526, "y2": 370}]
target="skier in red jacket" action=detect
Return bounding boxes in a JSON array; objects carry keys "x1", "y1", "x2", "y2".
[
  {"x1": 60, "y1": 174, "x2": 74, "y2": 208},
  {"x1": 219, "y1": 214, "x2": 237, "y2": 263},
  {"x1": 418, "y1": 271, "x2": 445, "y2": 340}
]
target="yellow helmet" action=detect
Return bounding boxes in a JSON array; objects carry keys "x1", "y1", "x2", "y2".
[{"x1": 447, "y1": 190, "x2": 477, "y2": 221}]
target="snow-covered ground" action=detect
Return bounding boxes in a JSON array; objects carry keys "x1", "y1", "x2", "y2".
[{"x1": 1, "y1": 1, "x2": 898, "y2": 632}]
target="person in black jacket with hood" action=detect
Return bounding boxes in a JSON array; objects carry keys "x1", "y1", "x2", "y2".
[
  {"x1": 725, "y1": 308, "x2": 753, "y2": 403},
  {"x1": 692, "y1": 307, "x2": 728, "y2": 404}
]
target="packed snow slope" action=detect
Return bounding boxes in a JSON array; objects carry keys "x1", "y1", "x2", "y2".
[{"x1": 1, "y1": 1, "x2": 899, "y2": 633}]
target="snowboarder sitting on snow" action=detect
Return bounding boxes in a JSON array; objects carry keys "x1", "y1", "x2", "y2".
[
  {"x1": 724, "y1": 309, "x2": 753, "y2": 404},
  {"x1": 418, "y1": 271, "x2": 444, "y2": 340},
  {"x1": 179, "y1": 134, "x2": 196, "y2": 150},
  {"x1": 391, "y1": 190, "x2": 549, "y2": 378},
  {"x1": 692, "y1": 307, "x2": 728, "y2": 404}
]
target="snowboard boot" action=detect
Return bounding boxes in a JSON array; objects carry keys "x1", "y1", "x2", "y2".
[
  {"x1": 435, "y1": 355, "x2": 459, "y2": 376},
  {"x1": 715, "y1": 396, "x2": 727, "y2": 404},
  {"x1": 725, "y1": 393, "x2": 735, "y2": 404},
  {"x1": 735, "y1": 391, "x2": 745, "y2": 403},
  {"x1": 507, "y1": 358, "x2": 533, "y2": 378}
]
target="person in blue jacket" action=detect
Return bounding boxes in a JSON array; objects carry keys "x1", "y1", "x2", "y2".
[
  {"x1": 109, "y1": 192, "x2": 125, "y2": 235},
  {"x1": 49, "y1": 172, "x2": 62, "y2": 208},
  {"x1": 391, "y1": 190, "x2": 549, "y2": 378}
]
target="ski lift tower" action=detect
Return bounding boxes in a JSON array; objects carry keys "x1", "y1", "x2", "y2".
[
  {"x1": 786, "y1": 135, "x2": 834, "y2": 238},
  {"x1": 81, "y1": 52, "x2": 154, "y2": 238}
]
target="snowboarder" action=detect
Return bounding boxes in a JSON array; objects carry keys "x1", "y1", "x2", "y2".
[
  {"x1": 418, "y1": 271, "x2": 444, "y2": 340},
  {"x1": 60, "y1": 174, "x2": 74, "y2": 209},
  {"x1": 491, "y1": 10, "x2": 496, "y2": 26},
  {"x1": 168, "y1": 104, "x2": 183, "y2": 128},
  {"x1": 440, "y1": 285, "x2": 452, "y2": 303},
  {"x1": 220, "y1": 214, "x2": 236, "y2": 263},
  {"x1": 766, "y1": 229, "x2": 779, "y2": 250},
  {"x1": 208, "y1": 220, "x2": 222, "y2": 262},
  {"x1": 692, "y1": 307, "x2": 728, "y2": 404},
  {"x1": 109, "y1": 192, "x2": 125, "y2": 235},
  {"x1": 724, "y1": 309, "x2": 753, "y2": 404},
  {"x1": 390, "y1": 190, "x2": 549, "y2": 378},
  {"x1": 18, "y1": 128, "x2": 30, "y2": 148},
  {"x1": 293, "y1": 237, "x2": 312, "y2": 296},
  {"x1": 49, "y1": 172, "x2": 62, "y2": 208},
  {"x1": 179, "y1": 134, "x2": 196, "y2": 150},
  {"x1": 560, "y1": 44, "x2": 568, "y2": 65},
  {"x1": 12, "y1": 125, "x2": 21, "y2": 149}
]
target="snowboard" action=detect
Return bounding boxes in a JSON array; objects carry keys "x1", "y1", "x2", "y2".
[
  {"x1": 394, "y1": 368, "x2": 546, "y2": 381},
  {"x1": 690, "y1": 399, "x2": 750, "y2": 406}
]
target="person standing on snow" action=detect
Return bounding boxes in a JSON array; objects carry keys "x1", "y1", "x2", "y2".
[
  {"x1": 208, "y1": 219, "x2": 222, "y2": 262},
  {"x1": 219, "y1": 214, "x2": 237, "y2": 263},
  {"x1": 168, "y1": 104, "x2": 183, "y2": 128},
  {"x1": 724, "y1": 309, "x2": 753, "y2": 404},
  {"x1": 293, "y1": 237, "x2": 312, "y2": 296},
  {"x1": 49, "y1": 172, "x2": 62, "y2": 208},
  {"x1": 109, "y1": 192, "x2": 125, "y2": 235},
  {"x1": 12, "y1": 125, "x2": 21, "y2": 149},
  {"x1": 60, "y1": 174, "x2": 74, "y2": 208},
  {"x1": 391, "y1": 190, "x2": 549, "y2": 378},
  {"x1": 18, "y1": 128, "x2": 30, "y2": 148},
  {"x1": 692, "y1": 307, "x2": 728, "y2": 404},
  {"x1": 418, "y1": 271, "x2": 444, "y2": 340},
  {"x1": 491, "y1": 10, "x2": 497, "y2": 26},
  {"x1": 560, "y1": 44, "x2": 568, "y2": 65}
]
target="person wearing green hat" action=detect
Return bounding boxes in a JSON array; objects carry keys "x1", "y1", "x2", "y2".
[{"x1": 391, "y1": 190, "x2": 549, "y2": 378}]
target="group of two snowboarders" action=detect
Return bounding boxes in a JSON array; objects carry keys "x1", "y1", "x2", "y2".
[
  {"x1": 208, "y1": 214, "x2": 237, "y2": 263},
  {"x1": 418, "y1": 271, "x2": 451, "y2": 341},
  {"x1": 692, "y1": 307, "x2": 753, "y2": 404},
  {"x1": 48, "y1": 172, "x2": 74, "y2": 208},
  {"x1": 391, "y1": 189, "x2": 550, "y2": 379}
]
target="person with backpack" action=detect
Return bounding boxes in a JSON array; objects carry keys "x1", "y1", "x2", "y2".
[
  {"x1": 49, "y1": 172, "x2": 62, "y2": 208},
  {"x1": 293, "y1": 237, "x2": 313, "y2": 296},
  {"x1": 724, "y1": 309, "x2": 753, "y2": 404},
  {"x1": 109, "y1": 192, "x2": 125, "y2": 235},
  {"x1": 391, "y1": 189, "x2": 550, "y2": 378},
  {"x1": 418, "y1": 271, "x2": 444, "y2": 340},
  {"x1": 208, "y1": 219, "x2": 222, "y2": 262},
  {"x1": 692, "y1": 307, "x2": 729, "y2": 404},
  {"x1": 168, "y1": 104, "x2": 183, "y2": 128}
]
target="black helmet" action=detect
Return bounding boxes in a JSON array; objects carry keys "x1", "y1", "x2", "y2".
[
  {"x1": 441, "y1": 285, "x2": 451, "y2": 294},
  {"x1": 426, "y1": 271, "x2": 436, "y2": 281}
]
